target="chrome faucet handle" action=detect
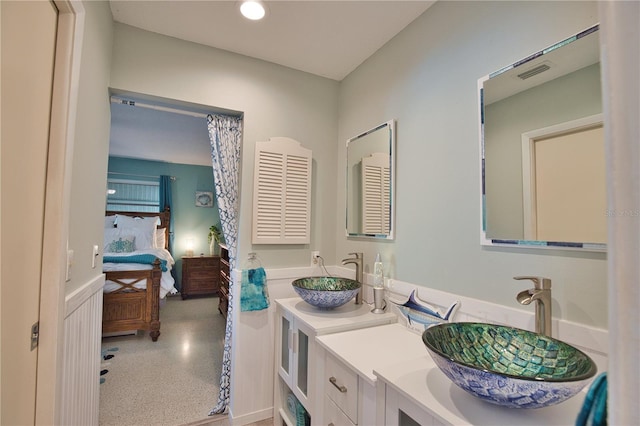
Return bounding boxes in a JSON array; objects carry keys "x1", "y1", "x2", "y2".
[
  {"x1": 347, "y1": 252, "x2": 363, "y2": 259},
  {"x1": 513, "y1": 276, "x2": 551, "y2": 290}
]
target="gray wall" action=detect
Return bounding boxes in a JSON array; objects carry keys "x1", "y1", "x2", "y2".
[
  {"x1": 67, "y1": 0, "x2": 114, "y2": 296},
  {"x1": 107, "y1": 1, "x2": 607, "y2": 328},
  {"x1": 108, "y1": 22, "x2": 341, "y2": 421},
  {"x1": 109, "y1": 23, "x2": 341, "y2": 269},
  {"x1": 336, "y1": 1, "x2": 606, "y2": 328}
]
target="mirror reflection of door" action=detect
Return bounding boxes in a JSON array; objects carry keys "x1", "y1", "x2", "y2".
[
  {"x1": 362, "y1": 152, "x2": 391, "y2": 234},
  {"x1": 481, "y1": 25, "x2": 603, "y2": 249},
  {"x1": 521, "y1": 117, "x2": 605, "y2": 243}
]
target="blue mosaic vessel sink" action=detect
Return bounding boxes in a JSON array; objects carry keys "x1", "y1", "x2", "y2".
[
  {"x1": 292, "y1": 276, "x2": 361, "y2": 309},
  {"x1": 422, "y1": 322, "x2": 597, "y2": 409}
]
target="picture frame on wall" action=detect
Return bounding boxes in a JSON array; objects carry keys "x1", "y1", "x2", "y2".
[{"x1": 195, "y1": 191, "x2": 214, "y2": 207}]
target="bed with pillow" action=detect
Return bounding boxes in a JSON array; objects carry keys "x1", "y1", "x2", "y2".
[{"x1": 102, "y1": 208, "x2": 176, "y2": 341}]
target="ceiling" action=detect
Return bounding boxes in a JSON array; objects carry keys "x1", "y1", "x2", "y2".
[
  {"x1": 107, "y1": 1, "x2": 435, "y2": 166},
  {"x1": 109, "y1": 0, "x2": 435, "y2": 81}
]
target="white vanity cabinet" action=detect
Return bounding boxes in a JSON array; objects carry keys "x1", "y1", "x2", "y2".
[
  {"x1": 383, "y1": 385, "x2": 445, "y2": 426},
  {"x1": 316, "y1": 323, "x2": 426, "y2": 426},
  {"x1": 274, "y1": 298, "x2": 396, "y2": 426},
  {"x1": 320, "y1": 351, "x2": 378, "y2": 426},
  {"x1": 277, "y1": 307, "x2": 313, "y2": 413},
  {"x1": 374, "y1": 356, "x2": 590, "y2": 426}
]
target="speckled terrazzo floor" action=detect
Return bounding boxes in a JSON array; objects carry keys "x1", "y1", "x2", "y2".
[{"x1": 99, "y1": 296, "x2": 226, "y2": 426}]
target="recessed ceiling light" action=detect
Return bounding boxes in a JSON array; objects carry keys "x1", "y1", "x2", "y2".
[{"x1": 240, "y1": 1, "x2": 266, "y2": 21}]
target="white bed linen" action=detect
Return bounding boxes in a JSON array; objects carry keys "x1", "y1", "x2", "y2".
[{"x1": 103, "y1": 248, "x2": 177, "y2": 298}]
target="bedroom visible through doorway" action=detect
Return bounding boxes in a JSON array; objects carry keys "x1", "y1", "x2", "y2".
[{"x1": 105, "y1": 90, "x2": 241, "y2": 421}]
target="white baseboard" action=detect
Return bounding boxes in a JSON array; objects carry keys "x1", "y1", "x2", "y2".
[{"x1": 229, "y1": 407, "x2": 273, "y2": 425}]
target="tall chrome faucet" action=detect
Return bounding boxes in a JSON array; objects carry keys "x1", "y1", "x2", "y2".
[
  {"x1": 341, "y1": 252, "x2": 363, "y2": 304},
  {"x1": 514, "y1": 276, "x2": 552, "y2": 337}
]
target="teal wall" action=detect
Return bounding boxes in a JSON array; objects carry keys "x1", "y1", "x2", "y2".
[{"x1": 108, "y1": 156, "x2": 222, "y2": 290}]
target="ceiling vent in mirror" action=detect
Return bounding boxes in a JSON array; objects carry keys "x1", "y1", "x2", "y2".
[{"x1": 517, "y1": 63, "x2": 551, "y2": 80}]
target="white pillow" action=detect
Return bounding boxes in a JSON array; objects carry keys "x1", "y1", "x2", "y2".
[
  {"x1": 105, "y1": 215, "x2": 116, "y2": 228},
  {"x1": 104, "y1": 228, "x2": 135, "y2": 253},
  {"x1": 130, "y1": 228, "x2": 155, "y2": 250},
  {"x1": 116, "y1": 215, "x2": 159, "y2": 250},
  {"x1": 155, "y1": 228, "x2": 167, "y2": 249},
  {"x1": 116, "y1": 215, "x2": 160, "y2": 231}
]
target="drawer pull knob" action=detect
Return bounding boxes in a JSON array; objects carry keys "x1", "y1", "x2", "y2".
[{"x1": 329, "y1": 376, "x2": 347, "y2": 393}]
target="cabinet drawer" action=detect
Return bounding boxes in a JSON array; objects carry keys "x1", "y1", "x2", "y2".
[
  {"x1": 189, "y1": 270, "x2": 216, "y2": 280},
  {"x1": 218, "y1": 287, "x2": 228, "y2": 317},
  {"x1": 324, "y1": 395, "x2": 356, "y2": 426},
  {"x1": 188, "y1": 278, "x2": 217, "y2": 291},
  {"x1": 325, "y1": 353, "x2": 358, "y2": 424},
  {"x1": 186, "y1": 257, "x2": 219, "y2": 269}
]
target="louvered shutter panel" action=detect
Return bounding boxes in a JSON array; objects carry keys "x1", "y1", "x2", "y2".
[
  {"x1": 253, "y1": 137, "x2": 312, "y2": 244},
  {"x1": 362, "y1": 152, "x2": 391, "y2": 235}
]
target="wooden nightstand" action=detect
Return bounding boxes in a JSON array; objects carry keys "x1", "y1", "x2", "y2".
[{"x1": 181, "y1": 255, "x2": 220, "y2": 299}]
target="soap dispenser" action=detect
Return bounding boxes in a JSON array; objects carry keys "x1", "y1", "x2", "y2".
[{"x1": 372, "y1": 253, "x2": 385, "y2": 313}]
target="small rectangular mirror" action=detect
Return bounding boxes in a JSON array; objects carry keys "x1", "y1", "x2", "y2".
[{"x1": 346, "y1": 120, "x2": 395, "y2": 239}]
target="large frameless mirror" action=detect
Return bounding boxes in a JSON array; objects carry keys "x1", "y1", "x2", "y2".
[
  {"x1": 346, "y1": 120, "x2": 395, "y2": 239},
  {"x1": 479, "y1": 25, "x2": 605, "y2": 251}
]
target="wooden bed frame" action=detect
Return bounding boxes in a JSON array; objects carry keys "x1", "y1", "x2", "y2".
[{"x1": 102, "y1": 208, "x2": 171, "y2": 342}]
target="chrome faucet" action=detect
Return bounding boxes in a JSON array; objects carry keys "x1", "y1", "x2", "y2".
[
  {"x1": 514, "y1": 276, "x2": 552, "y2": 337},
  {"x1": 341, "y1": 252, "x2": 363, "y2": 304}
]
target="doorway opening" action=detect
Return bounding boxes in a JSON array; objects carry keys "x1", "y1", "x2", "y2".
[{"x1": 103, "y1": 90, "x2": 242, "y2": 423}]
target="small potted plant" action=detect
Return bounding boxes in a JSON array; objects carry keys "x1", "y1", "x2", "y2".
[{"x1": 208, "y1": 225, "x2": 222, "y2": 255}]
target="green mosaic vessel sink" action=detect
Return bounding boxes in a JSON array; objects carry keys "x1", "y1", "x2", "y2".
[
  {"x1": 292, "y1": 276, "x2": 361, "y2": 309},
  {"x1": 422, "y1": 322, "x2": 597, "y2": 408}
]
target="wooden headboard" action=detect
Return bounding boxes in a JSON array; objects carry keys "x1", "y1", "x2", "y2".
[{"x1": 106, "y1": 207, "x2": 171, "y2": 250}]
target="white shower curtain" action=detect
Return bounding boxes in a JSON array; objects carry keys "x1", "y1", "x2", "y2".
[
  {"x1": 599, "y1": 1, "x2": 640, "y2": 424},
  {"x1": 206, "y1": 113, "x2": 243, "y2": 415}
]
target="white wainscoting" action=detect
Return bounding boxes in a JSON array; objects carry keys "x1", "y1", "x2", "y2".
[
  {"x1": 229, "y1": 266, "x2": 306, "y2": 424},
  {"x1": 60, "y1": 275, "x2": 104, "y2": 425}
]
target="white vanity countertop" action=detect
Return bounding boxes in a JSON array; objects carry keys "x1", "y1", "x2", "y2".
[
  {"x1": 374, "y1": 355, "x2": 588, "y2": 426},
  {"x1": 316, "y1": 323, "x2": 426, "y2": 386},
  {"x1": 315, "y1": 321, "x2": 588, "y2": 425},
  {"x1": 275, "y1": 298, "x2": 396, "y2": 335}
]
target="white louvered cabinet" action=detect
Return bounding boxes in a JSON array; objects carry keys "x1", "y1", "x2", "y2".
[{"x1": 252, "y1": 137, "x2": 312, "y2": 244}]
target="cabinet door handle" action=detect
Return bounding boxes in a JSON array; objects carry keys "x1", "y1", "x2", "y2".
[
  {"x1": 292, "y1": 330, "x2": 298, "y2": 354},
  {"x1": 288, "y1": 329, "x2": 294, "y2": 351},
  {"x1": 329, "y1": 376, "x2": 347, "y2": 393}
]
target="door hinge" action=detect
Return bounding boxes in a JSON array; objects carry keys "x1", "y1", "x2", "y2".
[{"x1": 31, "y1": 322, "x2": 39, "y2": 351}]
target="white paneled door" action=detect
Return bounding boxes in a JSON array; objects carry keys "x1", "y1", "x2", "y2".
[{"x1": 1, "y1": 0, "x2": 58, "y2": 423}]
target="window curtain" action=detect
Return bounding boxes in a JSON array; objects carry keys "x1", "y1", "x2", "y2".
[
  {"x1": 206, "y1": 113, "x2": 243, "y2": 415},
  {"x1": 159, "y1": 175, "x2": 174, "y2": 251},
  {"x1": 159, "y1": 175, "x2": 176, "y2": 284}
]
